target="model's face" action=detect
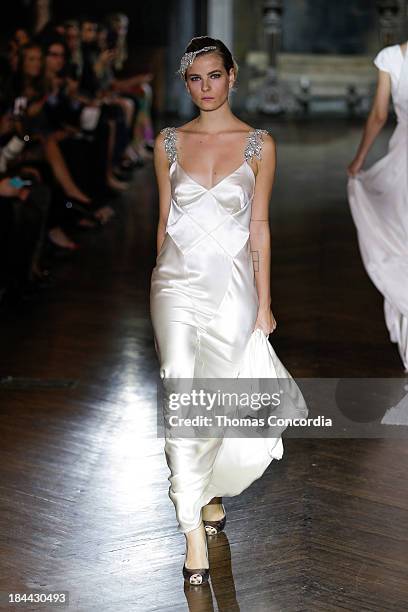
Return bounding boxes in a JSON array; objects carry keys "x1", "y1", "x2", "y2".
[
  {"x1": 185, "y1": 53, "x2": 234, "y2": 110},
  {"x1": 23, "y1": 48, "x2": 42, "y2": 77},
  {"x1": 46, "y1": 44, "x2": 65, "y2": 74}
]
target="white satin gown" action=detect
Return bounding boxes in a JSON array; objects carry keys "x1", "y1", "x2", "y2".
[
  {"x1": 348, "y1": 44, "x2": 408, "y2": 370},
  {"x1": 150, "y1": 127, "x2": 287, "y2": 533}
]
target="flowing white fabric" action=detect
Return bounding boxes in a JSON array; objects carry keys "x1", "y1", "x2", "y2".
[
  {"x1": 210, "y1": 328, "x2": 307, "y2": 498},
  {"x1": 348, "y1": 44, "x2": 408, "y2": 370},
  {"x1": 150, "y1": 128, "x2": 307, "y2": 532}
]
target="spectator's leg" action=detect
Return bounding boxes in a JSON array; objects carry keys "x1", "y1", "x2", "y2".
[
  {"x1": 44, "y1": 135, "x2": 92, "y2": 204},
  {"x1": 26, "y1": 183, "x2": 52, "y2": 280}
]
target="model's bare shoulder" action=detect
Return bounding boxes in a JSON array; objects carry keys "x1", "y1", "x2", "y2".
[
  {"x1": 154, "y1": 130, "x2": 167, "y2": 163},
  {"x1": 261, "y1": 131, "x2": 276, "y2": 155},
  {"x1": 253, "y1": 130, "x2": 276, "y2": 178},
  {"x1": 155, "y1": 127, "x2": 178, "y2": 166},
  {"x1": 154, "y1": 128, "x2": 166, "y2": 150},
  {"x1": 246, "y1": 125, "x2": 275, "y2": 143}
]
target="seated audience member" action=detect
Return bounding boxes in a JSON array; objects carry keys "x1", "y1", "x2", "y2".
[
  {"x1": 0, "y1": 10, "x2": 158, "y2": 305},
  {"x1": 106, "y1": 12, "x2": 155, "y2": 160}
]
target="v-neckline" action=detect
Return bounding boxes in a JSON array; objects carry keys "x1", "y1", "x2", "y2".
[
  {"x1": 175, "y1": 159, "x2": 254, "y2": 192},
  {"x1": 173, "y1": 128, "x2": 256, "y2": 191}
]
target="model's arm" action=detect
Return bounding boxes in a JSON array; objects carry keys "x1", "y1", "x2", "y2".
[
  {"x1": 348, "y1": 70, "x2": 391, "y2": 176},
  {"x1": 153, "y1": 132, "x2": 171, "y2": 255},
  {"x1": 249, "y1": 133, "x2": 277, "y2": 335}
]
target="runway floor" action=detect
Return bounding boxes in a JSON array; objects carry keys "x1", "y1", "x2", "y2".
[{"x1": 0, "y1": 117, "x2": 407, "y2": 611}]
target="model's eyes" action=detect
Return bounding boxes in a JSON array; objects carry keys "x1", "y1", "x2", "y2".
[{"x1": 190, "y1": 73, "x2": 221, "y2": 81}]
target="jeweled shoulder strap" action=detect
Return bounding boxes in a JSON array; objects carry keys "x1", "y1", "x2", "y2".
[
  {"x1": 244, "y1": 129, "x2": 269, "y2": 162},
  {"x1": 160, "y1": 126, "x2": 178, "y2": 164}
]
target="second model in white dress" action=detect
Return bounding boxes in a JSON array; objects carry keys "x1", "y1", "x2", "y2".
[{"x1": 348, "y1": 44, "x2": 408, "y2": 371}]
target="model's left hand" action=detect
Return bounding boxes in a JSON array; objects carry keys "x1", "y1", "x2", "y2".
[
  {"x1": 347, "y1": 156, "x2": 364, "y2": 177},
  {"x1": 253, "y1": 306, "x2": 277, "y2": 335}
]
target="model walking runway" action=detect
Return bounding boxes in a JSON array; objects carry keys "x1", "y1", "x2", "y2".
[{"x1": 348, "y1": 42, "x2": 408, "y2": 370}]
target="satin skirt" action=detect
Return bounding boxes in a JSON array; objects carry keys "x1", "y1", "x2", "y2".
[
  {"x1": 348, "y1": 121, "x2": 408, "y2": 370},
  {"x1": 150, "y1": 235, "x2": 284, "y2": 533}
]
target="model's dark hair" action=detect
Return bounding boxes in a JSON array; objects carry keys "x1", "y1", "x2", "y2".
[{"x1": 182, "y1": 35, "x2": 238, "y2": 87}]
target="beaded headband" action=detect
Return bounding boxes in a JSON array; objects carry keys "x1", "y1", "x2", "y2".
[{"x1": 177, "y1": 45, "x2": 218, "y2": 79}]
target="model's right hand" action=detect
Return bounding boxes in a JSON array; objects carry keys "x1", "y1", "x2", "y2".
[{"x1": 347, "y1": 157, "x2": 364, "y2": 177}]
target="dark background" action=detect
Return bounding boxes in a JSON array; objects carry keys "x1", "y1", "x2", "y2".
[
  {"x1": 0, "y1": 0, "x2": 170, "y2": 46},
  {"x1": 282, "y1": 0, "x2": 377, "y2": 54},
  {"x1": 3, "y1": 0, "x2": 381, "y2": 54}
]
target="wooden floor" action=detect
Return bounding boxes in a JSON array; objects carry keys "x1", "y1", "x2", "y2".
[{"x1": 0, "y1": 117, "x2": 407, "y2": 611}]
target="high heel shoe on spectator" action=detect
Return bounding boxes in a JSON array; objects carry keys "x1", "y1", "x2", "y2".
[
  {"x1": 123, "y1": 145, "x2": 145, "y2": 168},
  {"x1": 47, "y1": 237, "x2": 80, "y2": 252},
  {"x1": 47, "y1": 228, "x2": 80, "y2": 251},
  {"x1": 183, "y1": 525, "x2": 210, "y2": 586},
  {"x1": 203, "y1": 497, "x2": 226, "y2": 535},
  {"x1": 94, "y1": 205, "x2": 116, "y2": 225},
  {"x1": 107, "y1": 176, "x2": 130, "y2": 192}
]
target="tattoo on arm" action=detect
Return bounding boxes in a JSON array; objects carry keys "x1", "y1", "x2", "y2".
[{"x1": 251, "y1": 249, "x2": 259, "y2": 272}]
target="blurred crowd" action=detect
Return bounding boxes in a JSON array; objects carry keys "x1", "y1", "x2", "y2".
[{"x1": 0, "y1": 12, "x2": 155, "y2": 305}]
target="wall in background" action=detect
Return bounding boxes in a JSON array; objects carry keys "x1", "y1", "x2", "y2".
[{"x1": 281, "y1": 0, "x2": 378, "y2": 55}]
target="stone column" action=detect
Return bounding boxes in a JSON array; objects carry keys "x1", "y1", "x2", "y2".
[
  {"x1": 166, "y1": 0, "x2": 196, "y2": 117},
  {"x1": 258, "y1": 0, "x2": 286, "y2": 114},
  {"x1": 263, "y1": 0, "x2": 282, "y2": 69},
  {"x1": 207, "y1": 0, "x2": 234, "y2": 52}
]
